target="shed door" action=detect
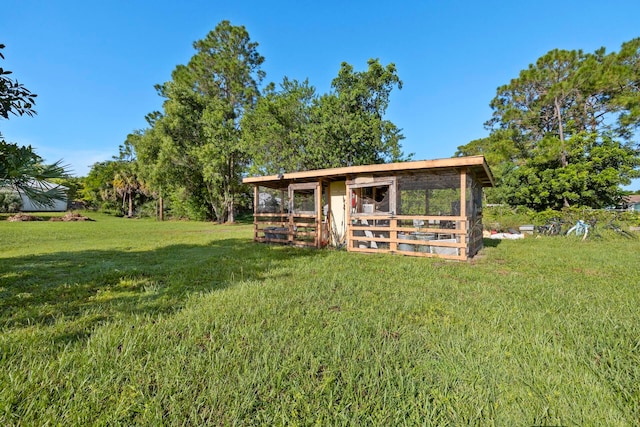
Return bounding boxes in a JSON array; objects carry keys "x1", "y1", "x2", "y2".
[{"x1": 329, "y1": 181, "x2": 346, "y2": 247}]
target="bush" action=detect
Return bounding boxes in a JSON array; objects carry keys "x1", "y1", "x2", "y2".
[
  {"x1": 484, "y1": 204, "x2": 640, "y2": 232},
  {"x1": 483, "y1": 205, "x2": 536, "y2": 231},
  {"x1": 167, "y1": 192, "x2": 209, "y2": 221},
  {"x1": 0, "y1": 190, "x2": 22, "y2": 213},
  {"x1": 135, "y1": 200, "x2": 160, "y2": 219}
]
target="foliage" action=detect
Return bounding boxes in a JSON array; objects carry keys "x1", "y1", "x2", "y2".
[
  {"x1": 134, "y1": 200, "x2": 161, "y2": 219},
  {"x1": 112, "y1": 137, "x2": 149, "y2": 217},
  {"x1": 0, "y1": 141, "x2": 68, "y2": 207},
  {"x1": 1, "y1": 217, "x2": 640, "y2": 424},
  {"x1": 165, "y1": 187, "x2": 210, "y2": 221},
  {"x1": 308, "y1": 59, "x2": 408, "y2": 168},
  {"x1": 49, "y1": 176, "x2": 84, "y2": 203},
  {"x1": 135, "y1": 20, "x2": 264, "y2": 223},
  {"x1": 82, "y1": 160, "x2": 120, "y2": 210},
  {"x1": 482, "y1": 205, "x2": 536, "y2": 230},
  {"x1": 500, "y1": 133, "x2": 640, "y2": 210},
  {"x1": 243, "y1": 59, "x2": 409, "y2": 175},
  {"x1": 0, "y1": 188, "x2": 21, "y2": 212},
  {"x1": 123, "y1": 23, "x2": 407, "y2": 221},
  {"x1": 483, "y1": 204, "x2": 640, "y2": 231},
  {"x1": 457, "y1": 39, "x2": 640, "y2": 210},
  {"x1": 0, "y1": 45, "x2": 69, "y2": 207},
  {"x1": 0, "y1": 44, "x2": 36, "y2": 120},
  {"x1": 127, "y1": 117, "x2": 173, "y2": 220},
  {"x1": 242, "y1": 78, "x2": 316, "y2": 175},
  {"x1": 82, "y1": 144, "x2": 149, "y2": 217}
]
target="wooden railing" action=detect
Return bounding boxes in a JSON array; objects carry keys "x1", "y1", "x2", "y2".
[
  {"x1": 253, "y1": 212, "x2": 326, "y2": 248},
  {"x1": 347, "y1": 215, "x2": 469, "y2": 260},
  {"x1": 254, "y1": 212, "x2": 479, "y2": 260}
]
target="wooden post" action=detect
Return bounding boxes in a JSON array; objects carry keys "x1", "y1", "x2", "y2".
[
  {"x1": 280, "y1": 189, "x2": 285, "y2": 215},
  {"x1": 326, "y1": 180, "x2": 332, "y2": 247},
  {"x1": 390, "y1": 218, "x2": 398, "y2": 252},
  {"x1": 345, "y1": 182, "x2": 351, "y2": 251},
  {"x1": 253, "y1": 185, "x2": 259, "y2": 241},
  {"x1": 288, "y1": 185, "x2": 294, "y2": 244},
  {"x1": 279, "y1": 188, "x2": 286, "y2": 235},
  {"x1": 460, "y1": 169, "x2": 467, "y2": 259},
  {"x1": 315, "y1": 180, "x2": 323, "y2": 248}
]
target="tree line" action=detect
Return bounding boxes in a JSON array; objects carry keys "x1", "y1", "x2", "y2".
[
  {"x1": 456, "y1": 39, "x2": 640, "y2": 210},
  {"x1": 83, "y1": 21, "x2": 407, "y2": 221},
  {"x1": 2, "y1": 24, "x2": 639, "y2": 217}
]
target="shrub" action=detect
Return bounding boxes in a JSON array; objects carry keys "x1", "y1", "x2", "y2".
[
  {"x1": 483, "y1": 205, "x2": 536, "y2": 231},
  {"x1": 484, "y1": 205, "x2": 640, "y2": 231},
  {"x1": 0, "y1": 190, "x2": 22, "y2": 213}
]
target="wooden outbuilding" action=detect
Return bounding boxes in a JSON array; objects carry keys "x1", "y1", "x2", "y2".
[{"x1": 243, "y1": 156, "x2": 494, "y2": 261}]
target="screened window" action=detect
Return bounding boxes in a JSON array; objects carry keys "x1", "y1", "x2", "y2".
[
  {"x1": 288, "y1": 183, "x2": 319, "y2": 214},
  {"x1": 292, "y1": 188, "x2": 315, "y2": 213},
  {"x1": 348, "y1": 178, "x2": 395, "y2": 216}
]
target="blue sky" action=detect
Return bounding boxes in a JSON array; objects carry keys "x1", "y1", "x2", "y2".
[{"x1": 2, "y1": 0, "x2": 640, "y2": 188}]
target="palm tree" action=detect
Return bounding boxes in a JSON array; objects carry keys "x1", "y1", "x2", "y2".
[
  {"x1": 113, "y1": 165, "x2": 147, "y2": 217},
  {"x1": 0, "y1": 142, "x2": 68, "y2": 207},
  {"x1": 1, "y1": 44, "x2": 68, "y2": 207}
]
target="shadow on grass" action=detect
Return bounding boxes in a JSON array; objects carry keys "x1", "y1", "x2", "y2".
[
  {"x1": 0, "y1": 239, "x2": 324, "y2": 343},
  {"x1": 482, "y1": 238, "x2": 502, "y2": 248}
]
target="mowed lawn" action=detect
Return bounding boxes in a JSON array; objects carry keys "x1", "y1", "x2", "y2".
[{"x1": 1, "y1": 213, "x2": 639, "y2": 425}]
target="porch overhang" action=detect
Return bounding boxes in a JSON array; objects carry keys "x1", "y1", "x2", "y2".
[{"x1": 242, "y1": 156, "x2": 494, "y2": 188}]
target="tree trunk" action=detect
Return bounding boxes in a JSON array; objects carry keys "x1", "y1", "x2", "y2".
[
  {"x1": 159, "y1": 196, "x2": 164, "y2": 221},
  {"x1": 211, "y1": 204, "x2": 222, "y2": 223},
  {"x1": 554, "y1": 97, "x2": 571, "y2": 208},
  {"x1": 227, "y1": 157, "x2": 234, "y2": 223},
  {"x1": 227, "y1": 197, "x2": 235, "y2": 223},
  {"x1": 554, "y1": 97, "x2": 568, "y2": 168},
  {"x1": 128, "y1": 192, "x2": 134, "y2": 217}
]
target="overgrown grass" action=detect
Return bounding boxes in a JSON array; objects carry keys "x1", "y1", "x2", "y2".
[{"x1": 1, "y1": 212, "x2": 639, "y2": 425}]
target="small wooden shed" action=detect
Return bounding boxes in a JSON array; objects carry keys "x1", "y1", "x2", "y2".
[{"x1": 243, "y1": 156, "x2": 494, "y2": 260}]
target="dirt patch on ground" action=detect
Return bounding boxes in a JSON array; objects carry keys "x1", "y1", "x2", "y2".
[
  {"x1": 6, "y1": 213, "x2": 43, "y2": 222},
  {"x1": 49, "y1": 212, "x2": 95, "y2": 222},
  {"x1": 6, "y1": 212, "x2": 95, "y2": 222}
]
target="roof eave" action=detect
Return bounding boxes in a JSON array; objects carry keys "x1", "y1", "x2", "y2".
[{"x1": 243, "y1": 156, "x2": 495, "y2": 187}]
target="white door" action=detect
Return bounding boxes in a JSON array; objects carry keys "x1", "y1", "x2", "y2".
[{"x1": 329, "y1": 181, "x2": 347, "y2": 246}]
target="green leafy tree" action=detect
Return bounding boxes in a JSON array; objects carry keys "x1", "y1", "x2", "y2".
[
  {"x1": 0, "y1": 44, "x2": 36, "y2": 120},
  {"x1": 83, "y1": 139, "x2": 148, "y2": 216},
  {"x1": 49, "y1": 176, "x2": 83, "y2": 205},
  {"x1": 598, "y1": 38, "x2": 640, "y2": 138},
  {"x1": 127, "y1": 120, "x2": 169, "y2": 219},
  {"x1": 146, "y1": 20, "x2": 264, "y2": 222},
  {"x1": 1, "y1": 142, "x2": 68, "y2": 207},
  {"x1": 242, "y1": 78, "x2": 316, "y2": 175},
  {"x1": 455, "y1": 129, "x2": 526, "y2": 204},
  {"x1": 112, "y1": 138, "x2": 148, "y2": 217},
  {"x1": 0, "y1": 44, "x2": 68, "y2": 207},
  {"x1": 112, "y1": 167, "x2": 141, "y2": 217},
  {"x1": 498, "y1": 133, "x2": 639, "y2": 209},
  {"x1": 309, "y1": 59, "x2": 407, "y2": 168},
  {"x1": 242, "y1": 59, "x2": 409, "y2": 175},
  {"x1": 457, "y1": 39, "x2": 640, "y2": 210},
  {"x1": 82, "y1": 160, "x2": 122, "y2": 211}
]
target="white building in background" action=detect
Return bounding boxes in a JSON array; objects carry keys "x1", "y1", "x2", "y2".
[{"x1": 1, "y1": 181, "x2": 68, "y2": 212}]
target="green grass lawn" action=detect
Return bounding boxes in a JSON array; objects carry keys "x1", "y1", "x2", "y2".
[{"x1": 1, "y1": 212, "x2": 639, "y2": 425}]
